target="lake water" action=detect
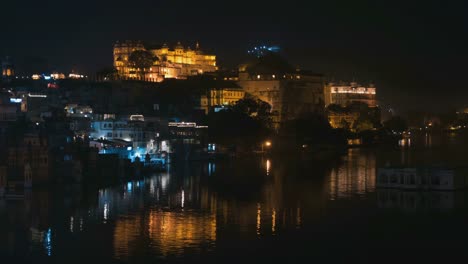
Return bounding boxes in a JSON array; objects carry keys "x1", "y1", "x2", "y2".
[{"x1": 2, "y1": 131, "x2": 468, "y2": 263}]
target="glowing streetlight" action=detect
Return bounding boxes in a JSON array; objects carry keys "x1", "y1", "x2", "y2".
[{"x1": 262, "y1": 141, "x2": 272, "y2": 152}]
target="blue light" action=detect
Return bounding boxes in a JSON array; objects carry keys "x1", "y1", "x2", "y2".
[
  {"x1": 127, "y1": 146, "x2": 132, "y2": 151},
  {"x1": 9, "y1": 98, "x2": 22, "y2": 103},
  {"x1": 127, "y1": 182, "x2": 132, "y2": 192},
  {"x1": 44, "y1": 228, "x2": 52, "y2": 256}
]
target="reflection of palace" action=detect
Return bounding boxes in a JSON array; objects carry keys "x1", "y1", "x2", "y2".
[
  {"x1": 109, "y1": 159, "x2": 304, "y2": 259},
  {"x1": 328, "y1": 149, "x2": 376, "y2": 200},
  {"x1": 113, "y1": 210, "x2": 217, "y2": 259}
]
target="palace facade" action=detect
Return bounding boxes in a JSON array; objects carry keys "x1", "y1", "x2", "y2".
[{"x1": 113, "y1": 41, "x2": 217, "y2": 82}]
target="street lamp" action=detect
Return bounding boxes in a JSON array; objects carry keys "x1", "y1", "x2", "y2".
[{"x1": 262, "y1": 141, "x2": 272, "y2": 152}]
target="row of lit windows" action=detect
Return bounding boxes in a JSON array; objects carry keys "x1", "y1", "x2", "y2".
[{"x1": 212, "y1": 91, "x2": 244, "y2": 97}]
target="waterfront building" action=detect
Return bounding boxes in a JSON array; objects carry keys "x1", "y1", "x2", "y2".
[
  {"x1": 167, "y1": 121, "x2": 208, "y2": 142},
  {"x1": 236, "y1": 50, "x2": 325, "y2": 128},
  {"x1": 7, "y1": 133, "x2": 50, "y2": 185},
  {"x1": 113, "y1": 40, "x2": 217, "y2": 82},
  {"x1": 324, "y1": 81, "x2": 377, "y2": 107},
  {"x1": 90, "y1": 114, "x2": 160, "y2": 151},
  {"x1": 167, "y1": 121, "x2": 209, "y2": 160},
  {"x1": 237, "y1": 70, "x2": 325, "y2": 128},
  {"x1": 324, "y1": 81, "x2": 379, "y2": 130}
]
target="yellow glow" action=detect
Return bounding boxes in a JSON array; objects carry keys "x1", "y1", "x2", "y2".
[
  {"x1": 114, "y1": 41, "x2": 217, "y2": 82},
  {"x1": 114, "y1": 210, "x2": 217, "y2": 259},
  {"x1": 266, "y1": 159, "x2": 271, "y2": 175},
  {"x1": 265, "y1": 141, "x2": 271, "y2": 147},
  {"x1": 256, "y1": 203, "x2": 261, "y2": 236},
  {"x1": 272, "y1": 209, "x2": 276, "y2": 234},
  {"x1": 331, "y1": 86, "x2": 376, "y2": 95}
]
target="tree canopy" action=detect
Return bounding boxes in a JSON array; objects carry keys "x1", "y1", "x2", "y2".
[{"x1": 128, "y1": 50, "x2": 157, "y2": 79}]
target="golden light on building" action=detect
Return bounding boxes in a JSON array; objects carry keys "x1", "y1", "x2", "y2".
[
  {"x1": 113, "y1": 40, "x2": 217, "y2": 82},
  {"x1": 200, "y1": 87, "x2": 245, "y2": 113}
]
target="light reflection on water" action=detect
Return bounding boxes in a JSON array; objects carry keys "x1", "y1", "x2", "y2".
[
  {"x1": 2, "y1": 132, "x2": 468, "y2": 261},
  {"x1": 328, "y1": 148, "x2": 376, "y2": 200}
]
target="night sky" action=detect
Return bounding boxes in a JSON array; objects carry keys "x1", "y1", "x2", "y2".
[{"x1": 1, "y1": 0, "x2": 467, "y2": 113}]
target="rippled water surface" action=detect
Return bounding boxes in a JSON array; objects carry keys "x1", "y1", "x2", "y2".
[{"x1": 3, "y1": 132, "x2": 468, "y2": 263}]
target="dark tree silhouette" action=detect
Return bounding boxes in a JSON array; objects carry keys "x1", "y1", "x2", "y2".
[
  {"x1": 96, "y1": 67, "x2": 119, "y2": 81},
  {"x1": 128, "y1": 50, "x2": 157, "y2": 80}
]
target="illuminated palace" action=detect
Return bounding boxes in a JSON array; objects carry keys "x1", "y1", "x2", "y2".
[{"x1": 113, "y1": 40, "x2": 217, "y2": 82}]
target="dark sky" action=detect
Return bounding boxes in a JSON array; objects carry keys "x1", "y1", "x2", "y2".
[{"x1": 1, "y1": 0, "x2": 467, "y2": 113}]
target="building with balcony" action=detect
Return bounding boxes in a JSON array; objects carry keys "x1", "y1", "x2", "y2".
[{"x1": 324, "y1": 81, "x2": 377, "y2": 107}]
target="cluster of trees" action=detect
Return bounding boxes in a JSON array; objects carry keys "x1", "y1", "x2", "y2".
[
  {"x1": 279, "y1": 113, "x2": 348, "y2": 149},
  {"x1": 127, "y1": 50, "x2": 158, "y2": 79},
  {"x1": 326, "y1": 102, "x2": 381, "y2": 133},
  {"x1": 97, "y1": 50, "x2": 157, "y2": 81},
  {"x1": 205, "y1": 96, "x2": 273, "y2": 150}
]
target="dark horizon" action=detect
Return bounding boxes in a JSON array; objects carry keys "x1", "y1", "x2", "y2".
[{"x1": 1, "y1": 0, "x2": 467, "y2": 113}]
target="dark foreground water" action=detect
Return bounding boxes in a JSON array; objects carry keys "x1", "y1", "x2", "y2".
[{"x1": 3, "y1": 131, "x2": 468, "y2": 263}]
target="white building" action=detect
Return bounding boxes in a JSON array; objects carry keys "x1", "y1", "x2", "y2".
[
  {"x1": 90, "y1": 115, "x2": 159, "y2": 149},
  {"x1": 324, "y1": 81, "x2": 377, "y2": 107}
]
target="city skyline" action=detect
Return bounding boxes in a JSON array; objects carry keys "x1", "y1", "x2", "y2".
[
  {"x1": 1, "y1": 0, "x2": 467, "y2": 113},
  {"x1": 3, "y1": 1, "x2": 468, "y2": 262}
]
